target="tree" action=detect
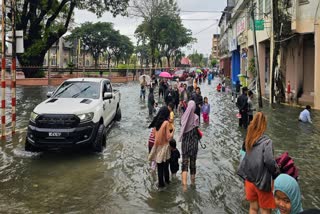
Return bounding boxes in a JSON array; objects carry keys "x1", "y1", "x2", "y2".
[
  {"x1": 133, "y1": 0, "x2": 193, "y2": 68},
  {"x1": 188, "y1": 52, "x2": 204, "y2": 67},
  {"x1": 13, "y1": 0, "x2": 129, "y2": 77},
  {"x1": 210, "y1": 59, "x2": 218, "y2": 67},
  {"x1": 136, "y1": 43, "x2": 150, "y2": 68},
  {"x1": 157, "y1": 14, "x2": 194, "y2": 67},
  {"x1": 68, "y1": 22, "x2": 116, "y2": 68},
  {"x1": 271, "y1": 0, "x2": 292, "y2": 103},
  {"x1": 113, "y1": 35, "x2": 134, "y2": 65}
]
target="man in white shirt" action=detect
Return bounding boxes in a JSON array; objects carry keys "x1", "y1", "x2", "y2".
[{"x1": 299, "y1": 105, "x2": 312, "y2": 123}]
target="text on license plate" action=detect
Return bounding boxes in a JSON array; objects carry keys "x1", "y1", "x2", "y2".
[{"x1": 48, "y1": 132, "x2": 62, "y2": 137}]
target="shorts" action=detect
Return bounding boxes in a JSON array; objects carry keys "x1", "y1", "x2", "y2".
[{"x1": 245, "y1": 180, "x2": 276, "y2": 209}]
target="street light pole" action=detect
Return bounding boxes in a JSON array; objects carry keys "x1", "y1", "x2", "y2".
[
  {"x1": 1, "y1": 0, "x2": 6, "y2": 139},
  {"x1": 11, "y1": 0, "x2": 16, "y2": 135}
]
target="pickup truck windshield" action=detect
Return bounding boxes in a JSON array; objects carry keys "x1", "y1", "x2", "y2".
[{"x1": 53, "y1": 81, "x2": 100, "y2": 99}]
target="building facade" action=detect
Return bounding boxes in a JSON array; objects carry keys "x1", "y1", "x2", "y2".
[
  {"x1": 43, "y1": 37, "x2": 95, "y2": 68},
  {"x1": 218, "y1": 0, "x2": 320, "y2": 109},
  {"x1": 211, "y1": 34, "x2": 220, "y2": 61}
]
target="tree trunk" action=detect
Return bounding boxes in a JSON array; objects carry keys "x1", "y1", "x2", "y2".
[
  {"x1": 94, "y1": 58, "x2": 98, "y2": 69},
  {"x1": 107, "y1": 57, "x2": 111, "y2": 68},
  {"x1": 167, "y1": 55, "x2": 171, "y2": 68},
  {"x1": 158, "y1": 56, "x2": 162, "y2": 68},
  {"x1": 17, "y1": 53, "x2": 46, "y2": 78}
]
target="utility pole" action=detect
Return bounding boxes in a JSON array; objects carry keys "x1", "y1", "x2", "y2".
[
  {"x1": 270, "y1": 0, "x2": 280, "y2": 104},
  {"x1": 251, "y1": 2, "x2": 263, "y2": 108},
  {"x1": 1, "y1": 0, "x2": 6, "y2": 139},
  {"x1": 82, "y1": 43, "x2": 85, "y2": 76},
  {"x1": 48, "y1": 44, "x2": 51, "y2": 85},
  {"x1": 11, "y1": 0, "x2": 16, "y2": 134}
]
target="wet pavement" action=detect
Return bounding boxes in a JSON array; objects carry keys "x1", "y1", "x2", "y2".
[{"x1": 0, "y1": 78, "x2": 319, "y2": 213}]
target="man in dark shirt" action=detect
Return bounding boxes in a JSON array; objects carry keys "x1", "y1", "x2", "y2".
[
  {"x1": 191, "y1": 87, "x2": 203, "y2": 124},
  {"x1": 236, "y1": 87, "x2": 248, "y2": 128},
  {"x1": 165, "y1": 85, "x2": 175, "y2": 106}
]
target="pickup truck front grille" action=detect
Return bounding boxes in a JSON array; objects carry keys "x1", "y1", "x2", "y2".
[{"x1": 36, "y1": 114, "x2": 80, "y2": 128}]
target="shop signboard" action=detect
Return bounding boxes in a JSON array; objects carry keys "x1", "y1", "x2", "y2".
[
  {"x1": 229, "y1": 37, "x2": 237, "y2": 52},
  {"x1": 237, "y1": 18, "x2": 246, "y2": 36}
]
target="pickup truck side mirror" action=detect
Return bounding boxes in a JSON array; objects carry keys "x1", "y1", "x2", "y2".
[
  {"x1": 103, "y1": 92, "x2": 113, "y2": 100},
  {"x1": 47, "y1": 92, "x2": 53, "y2": 98}
]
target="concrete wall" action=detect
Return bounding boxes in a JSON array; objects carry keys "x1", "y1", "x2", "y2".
[
  {"x1": 258, "y1": 42, "x2": 266, "y2": 95},
  {"x1": 292, "y1": 1, "x2": 320, "y2": 33},
  {"x1": 303, "y1": 37, "x2": 315, "y2": 94}
]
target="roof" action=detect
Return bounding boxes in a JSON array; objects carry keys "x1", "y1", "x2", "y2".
[
  {"x1": 180, "y1": 57, "x2": 191, "y2": 65},
  {"x1": 65, "y1": 78, "x2": 110, "y2": 83}
]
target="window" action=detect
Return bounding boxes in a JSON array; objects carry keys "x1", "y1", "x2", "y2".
[
  {"x1": 103, "y1": 81, "x2": 112, "y2": 95},
  {"x1": 51, "y1": 58, "x2": 57, "y2": 66}
]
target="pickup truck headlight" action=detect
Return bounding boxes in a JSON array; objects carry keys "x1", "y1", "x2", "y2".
[
  {"x1": 77, "y1": 112, "x2": 94, "y2": 122},
  {"x1": 30, "y1": 112, "x2": 38, "y2": 122}
]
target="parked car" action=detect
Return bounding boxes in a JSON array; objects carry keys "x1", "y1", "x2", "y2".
[
  {"x1": 172, "y1": 70, "x2": 188, "y2": 81},
  {"x1": 25, "y1": 78, "x2": 121, "y2": 152}
]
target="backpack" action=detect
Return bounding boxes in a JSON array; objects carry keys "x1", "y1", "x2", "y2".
[{"x1": 276, "y1": 152, "x2": 299, "y2": 180}]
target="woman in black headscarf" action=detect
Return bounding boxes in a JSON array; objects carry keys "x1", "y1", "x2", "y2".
[
  {"x1": 148, "y1": 87, "x2": 155, "y2": 116},
  {"x1": 148, "y1": 106, "x2": 174, "y2": 188}
]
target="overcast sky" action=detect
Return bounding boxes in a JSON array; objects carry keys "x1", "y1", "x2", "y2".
[{"x1": 74, "y1": 0, "x2": 226, "y2": 56}]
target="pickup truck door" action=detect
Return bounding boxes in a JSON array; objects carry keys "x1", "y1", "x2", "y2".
[
  {"x1": 102, "y1": 81, "x2": 112, "y2": 126},
  {"x1": 107, "y1": 82, "x2": 117, "y2": 120}
]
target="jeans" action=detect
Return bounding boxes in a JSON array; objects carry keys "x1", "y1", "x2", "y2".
[
  {"x1": 140, "y1": 89, "x2": 146, "y2": 99},
  {"x1": 157, "y1": 161, "x2": 170, "y2": 187}
]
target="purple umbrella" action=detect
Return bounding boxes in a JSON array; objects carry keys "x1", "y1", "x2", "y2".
[{"x1": 159, "y1": 71, "x2": 172, "y2": 79}]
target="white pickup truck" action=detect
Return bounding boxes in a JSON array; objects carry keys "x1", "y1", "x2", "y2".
[{"x1": 25, "y1": 78, "x2": 121, "y2": 152}]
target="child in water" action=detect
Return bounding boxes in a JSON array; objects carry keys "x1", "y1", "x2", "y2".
[
  {"x1": 168, "y1": 103, "x2": 175, "y2": 133},
  {"x1": 169, "y1": 139, "x2": 180, "y2": 178},
  {"x1": 201, "y1": 97, "x2": 210, "y2": 123},
  {"x1": 216, "y1": 83, "x2": 222, "y2": 92},
  {"x1": 274, "y1": 174, "x2": 303, "y2": 214}
]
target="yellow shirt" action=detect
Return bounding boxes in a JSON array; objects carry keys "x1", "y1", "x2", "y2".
[{"x1": 169, "y1": 111, "x2": 175, "y2": 130}]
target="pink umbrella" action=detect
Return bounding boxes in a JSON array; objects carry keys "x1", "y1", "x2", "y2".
[{"x1": 159, "y1": 71, "x2": 172, "y2": 79}]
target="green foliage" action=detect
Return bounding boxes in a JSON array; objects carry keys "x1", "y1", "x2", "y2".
[
  {"x1": 117, "y1": 64, "x2": 136, "y2": 69},
  {"x1": 68, "y1": 22, "x2": 133, "y2": 68},
  {"x1": 188, "y1": 52, "x2": 204, "y2": 67},
  {"x1": 134, "y1": 0, "x2": 194, "y2": 67},
  {"x1": 248, "y1": 58, "x2": 256, "y2": 77},
  {"x1": 211, "y1": 59, "x2": 218, "y2": 67},
  {"x1": 14, "y1": 0, "x2": 129, "y2": 77}
]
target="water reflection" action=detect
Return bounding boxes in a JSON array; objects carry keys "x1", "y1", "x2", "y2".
[{"x1": 0, "y1": 81, "x2": 319, "y2": 213}]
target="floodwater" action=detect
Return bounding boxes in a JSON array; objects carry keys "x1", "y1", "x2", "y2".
[{"x1": 0, "y1": 78, "x2": 319, "y2": 213}]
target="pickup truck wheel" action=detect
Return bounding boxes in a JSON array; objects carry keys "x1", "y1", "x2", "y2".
[
  {"x1": 25, "y1": 139, "x2": 37, "y2": 152},
  {"x1": 92, "y1": 124, "x2": 106, "y2": 152},
  {"x1": 114, "y1": 107, "x2": 121, "y2": 121}
]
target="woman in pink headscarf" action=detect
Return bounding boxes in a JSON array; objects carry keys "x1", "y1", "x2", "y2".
[{"x1": 179, "y1": 100, "x2": 200, "y2": 189}]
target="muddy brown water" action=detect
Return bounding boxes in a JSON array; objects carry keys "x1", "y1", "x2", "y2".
[{"x1": 0, "y1": 79, "x2": 319, "y2": 213}]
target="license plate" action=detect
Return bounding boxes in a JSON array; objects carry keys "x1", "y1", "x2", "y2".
[{"x1": 48, "y1": 132, "x2": 62, "y2": 137}]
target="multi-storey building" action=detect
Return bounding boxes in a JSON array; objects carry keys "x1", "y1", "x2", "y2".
[
  {"x1": 218, "y1": 0, "x2": 320, "y2": 109},
  {"x1": 43, "y1": 37, "x2": 95, "y2": 68},
  {"x1": 211, "y1": 34, "x2": 220, "y2": 61}
]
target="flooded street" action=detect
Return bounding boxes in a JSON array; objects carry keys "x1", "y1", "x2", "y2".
[{"x1": 0, "y1": 78, "x2": 320, "y2": 213}]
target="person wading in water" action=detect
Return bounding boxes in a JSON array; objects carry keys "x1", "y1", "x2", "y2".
[
  {"x1": 179, "y1": 100, "x2": 200, "y2": 191},
  {"x1": 148, "y1": 106, "x2": 174, "y2": 188}
]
